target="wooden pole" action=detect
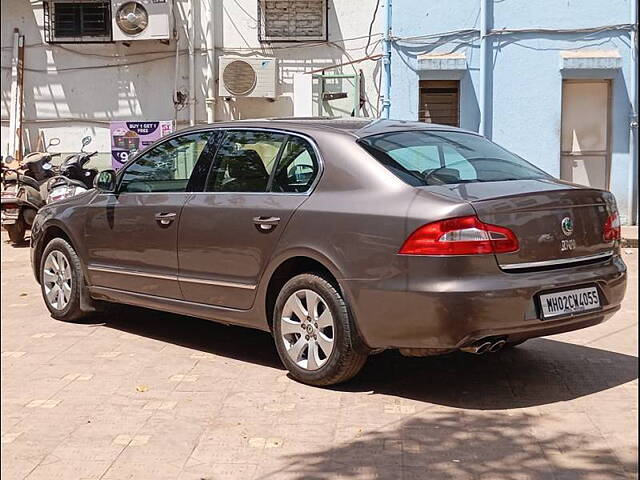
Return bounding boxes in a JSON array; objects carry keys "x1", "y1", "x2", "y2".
[
  {"x1": 7, "y1": 29, "x2": 20, "y2": 159},
  {"x1": 16, "y1": 33, "x2": 25, "y2": 161},
  {"x1": 7, "y1": 30, "x2": 24, "y2": 161}
]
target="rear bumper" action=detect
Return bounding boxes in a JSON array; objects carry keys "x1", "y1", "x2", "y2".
[{"x1": 344, "y1": 254, "x2": 627, "y2": 349}]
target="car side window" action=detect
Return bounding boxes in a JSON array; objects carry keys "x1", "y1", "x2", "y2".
[
  {"x1": 271, "y1": 136, "x2": 319, "y2": 193},
  {"x1": 119, "y1": 131, "x2": 214, "y2": 193},
  {"x1": 206, "y1": 131, "x2": 287, "y2": 192}
]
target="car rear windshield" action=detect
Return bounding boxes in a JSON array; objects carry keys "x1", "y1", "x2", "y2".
[{"x1": 358, "y1": 130, "x2": 550, "y2": 186}]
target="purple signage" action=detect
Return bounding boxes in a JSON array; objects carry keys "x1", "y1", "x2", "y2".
[{"x1": 110, "y1": 121, "x2": 173, "y2": 169}]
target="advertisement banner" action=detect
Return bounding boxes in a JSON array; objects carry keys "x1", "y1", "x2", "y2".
[{"x1": 110, "y1": 121, "x2": 173, "y2": 169}]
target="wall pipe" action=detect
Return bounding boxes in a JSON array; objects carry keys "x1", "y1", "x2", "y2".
[
  {"x1": 188, "y1": 0, "x2": 196, "y2": 126},
  {"x1": 204, "y1": 0, "x2": 216, "y2": 124},
  {"x1": 478, "y1": 0, "x2": 490, "y2": 137},
  {"x1": 629, "y1": 0, "x2": 638, "y2": 225},
  {"x1": 381, "y1": 0, "x2": 392, "y2": 118}
]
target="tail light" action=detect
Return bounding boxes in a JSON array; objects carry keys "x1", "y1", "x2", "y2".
[
  {"x1": 603, "y1": 211, "x2": 621, "y2": 242},
  {"x1": 399, "y1": 216, "x2": 519, "y2": 255}
]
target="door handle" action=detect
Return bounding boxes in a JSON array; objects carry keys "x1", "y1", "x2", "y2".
[
  {"x1": 253, "y1": 216, "x2": 280, "y2": 232},
  {"x1": 155, "y1": 212, "x2": 177, "y2": 226}
]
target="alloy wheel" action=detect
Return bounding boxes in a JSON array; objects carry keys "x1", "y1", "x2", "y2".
[
  {"x1": 42, "y1": 250, "x2": 72, "y2": 311},
  {"x1": 280, "y1": 289, "x2": 335, "y2": 371}
]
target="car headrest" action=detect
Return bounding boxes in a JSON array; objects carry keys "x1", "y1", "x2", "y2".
[{"x1": 227, "y1": 150, "x2": 268, "y2": 180}]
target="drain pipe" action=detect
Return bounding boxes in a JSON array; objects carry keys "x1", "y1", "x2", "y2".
[
  {"x1": 188, "y1": 0, "x2": 196, "y2": 126},
  {"x1": 478, "y1": 0, "x2": 490, "y2": 137},
  {"x1": 203, "y1": 0, "x2": 216, "y2": 124},
  {"x1": 629, "y1": 0, "x2": 638, "y2": 225},
  {"x1": 381, "y1": 0, "x2": 392, "y2": 118}
]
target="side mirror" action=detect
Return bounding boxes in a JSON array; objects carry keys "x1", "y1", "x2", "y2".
[
  {"x1": 93, "y1": 169, "x2": 117, "y2": 193},
  {"x1": 47, "y1": 137, "x2": 61, "y2": 148},
  {"x1": 81, "y1": 136, "x2": 92, "y2": 152}
]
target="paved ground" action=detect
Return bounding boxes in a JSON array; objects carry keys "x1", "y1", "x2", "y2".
[{"x1": 1, "y1": 231, "x2": 637, "y2": 480}]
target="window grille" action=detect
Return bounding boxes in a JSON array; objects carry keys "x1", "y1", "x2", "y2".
[
  {"x1": 43, "y1": 0, "x2": 112, "y2": 44},
  {"x1": 258, "y1": 0, "x2": 328, "y2": 43}
]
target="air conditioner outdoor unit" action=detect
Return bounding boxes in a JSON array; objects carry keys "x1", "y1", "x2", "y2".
[
  {"x1": 219, "y1": 57, "x2": 278, "y2": 99},
  {"x1": 111, "y1": 0, "x2": 171, "y2": 42}
]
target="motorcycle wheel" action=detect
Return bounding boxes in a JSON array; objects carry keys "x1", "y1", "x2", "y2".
[{"x1": 6, "y1": 218, "x2": 26, "y2": 245}]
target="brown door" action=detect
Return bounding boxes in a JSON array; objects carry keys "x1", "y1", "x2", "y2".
[
  {"x1": 178, "y1": 130, "x2": 321, "y2": 310},
  {"x1": 560, "y1": 80, "x2": 611, "y2": 190},
  {"x1": 419, "y1": 80, "x2": 460, "y2": 127},
  {"x1": 84, "y1": 131, "x2": 215, "y2": 299}
]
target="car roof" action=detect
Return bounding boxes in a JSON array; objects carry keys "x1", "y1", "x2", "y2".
[{"x1": 177, "y1": 118, "x2": 476, "y2": 139}]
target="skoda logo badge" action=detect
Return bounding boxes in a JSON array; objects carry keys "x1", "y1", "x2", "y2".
[{"x1": 561, "y1": 217, "x2": 574, "y2": 237}]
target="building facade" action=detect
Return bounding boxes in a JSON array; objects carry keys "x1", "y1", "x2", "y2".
[
  {"x1": 1, "y1": 1, "x2": 637, "y2": 223},
  {"x1": 1, "y1": 0, "x2": 382, "y2": 168},
  {"x1": 387, "y1": 0, "x2": 638, "y2": 224}
]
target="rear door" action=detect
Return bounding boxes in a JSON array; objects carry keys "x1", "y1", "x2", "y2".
[
  {"x1": 84, "y1": 131, "x2": 217, "y2": 298},
  {"x1": 178, "y1": 130, "x2": 321, "y2": 309}
]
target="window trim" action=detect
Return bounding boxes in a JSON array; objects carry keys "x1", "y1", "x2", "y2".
[
  {"x1": 115, "y1": 130, "x2": 220, "y2": 194},
  {"x1": 114, "y1": 127, "x2": 324, "y2": 196},
  {"x1": 269, "y1": 134, "x2": 321, "y2": 193},
  {"x1": 196, "y1": 128, "x2": 324, "y2": 196},
  {"x1": 203, "y1": 130, "x2": 290, "y2": 194}
]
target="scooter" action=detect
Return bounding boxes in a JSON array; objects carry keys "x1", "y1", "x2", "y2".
[
  {"x1": 46, "y1": 136, "x2": 98, "y2": 203},
  {"x1": 1, "y1": 138, "x2": 60, "y2": 244}
]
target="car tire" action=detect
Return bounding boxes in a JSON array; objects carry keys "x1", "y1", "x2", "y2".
[
  {"x1": 6, "y1": 218, "x2": 26, "y2": 245},
  {"x1": 273, "y1": 273, "x2": 368, "y2": 386},
  {"x1": 39, "y1": 237, "x2": 95, "y2": 322}
]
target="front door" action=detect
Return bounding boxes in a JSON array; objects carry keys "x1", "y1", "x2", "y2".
[
  {"x1": 178, "y1": 130, "x2": 321, "y2": 310},
  {"x1": 560, "y1": 80, "x2": 611, "y2": 190},
  {"x1": 84, "y1": 130, "x2": 216, "y2": 299}
]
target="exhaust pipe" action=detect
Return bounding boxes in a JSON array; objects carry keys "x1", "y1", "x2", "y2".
[
  {"x1": 460, "y1": 341, "x2": 492, "y2": 355},
  {"x1": 460, "y1": 338, "x2": 507, "y2": 354}
]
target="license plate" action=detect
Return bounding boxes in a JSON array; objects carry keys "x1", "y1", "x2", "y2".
[{"x1": 538, "y1": 286, "x2": 601, "y2": 319}]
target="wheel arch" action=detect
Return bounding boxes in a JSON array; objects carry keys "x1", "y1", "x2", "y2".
[
  {"x1": 261, "y1": 250, "x2": 371, "y2": 353},
  {"x1": 34, "y1": 222, "x2": 80, "y2": 282}
]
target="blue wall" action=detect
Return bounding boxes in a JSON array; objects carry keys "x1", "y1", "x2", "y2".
[{"x1": 388, "y1": 0, "x2": 638, "y2": 224}]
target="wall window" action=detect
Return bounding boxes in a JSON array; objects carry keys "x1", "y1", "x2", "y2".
[
  {"x1": 119, "y1": 132, "x2": 214, "y2": 193},
  {"x1": 418, "y1": 80, "x2": 460, "y2": 127},
  {"x1": 258, "y1": 0, "x2": 327, "y2": 42},
  {"x1": 206, "y1": 131, "x2": 288, "y2": 192},
  {"x1": 44, "y1": 1, "x2": 112, "y2": 43}
]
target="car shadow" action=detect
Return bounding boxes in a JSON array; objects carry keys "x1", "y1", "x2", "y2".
[
  {"x1": 338, "y1": 340, "x2": 638, "y2": 409},
  {"x1": 98, "y1": 306, "x2": 637, "y2": 410},
  {"x1": 101, "y1": 305, "x2": 283, "y2": 370}
]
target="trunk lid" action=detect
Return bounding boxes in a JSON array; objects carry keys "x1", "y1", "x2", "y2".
[{"x1": 421, "y1": 178, "x2": 618, "y2": 269}]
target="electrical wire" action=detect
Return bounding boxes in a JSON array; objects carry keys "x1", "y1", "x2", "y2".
[
  {"x1": 486, "y1": 23, "x2": 636, "y2": 36},
  {"x1": 364, "y1": 0, "x2": 381, "y2": 56},
  {"x1": 393, "y1": 23, "x2": 636, "y2": 45},
  {"x1": 0, "y1": 54, "x2": 178, "y2": 73},
  {"x1": 0, "y1": 32, "x2": 384, "y2": 53}
]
